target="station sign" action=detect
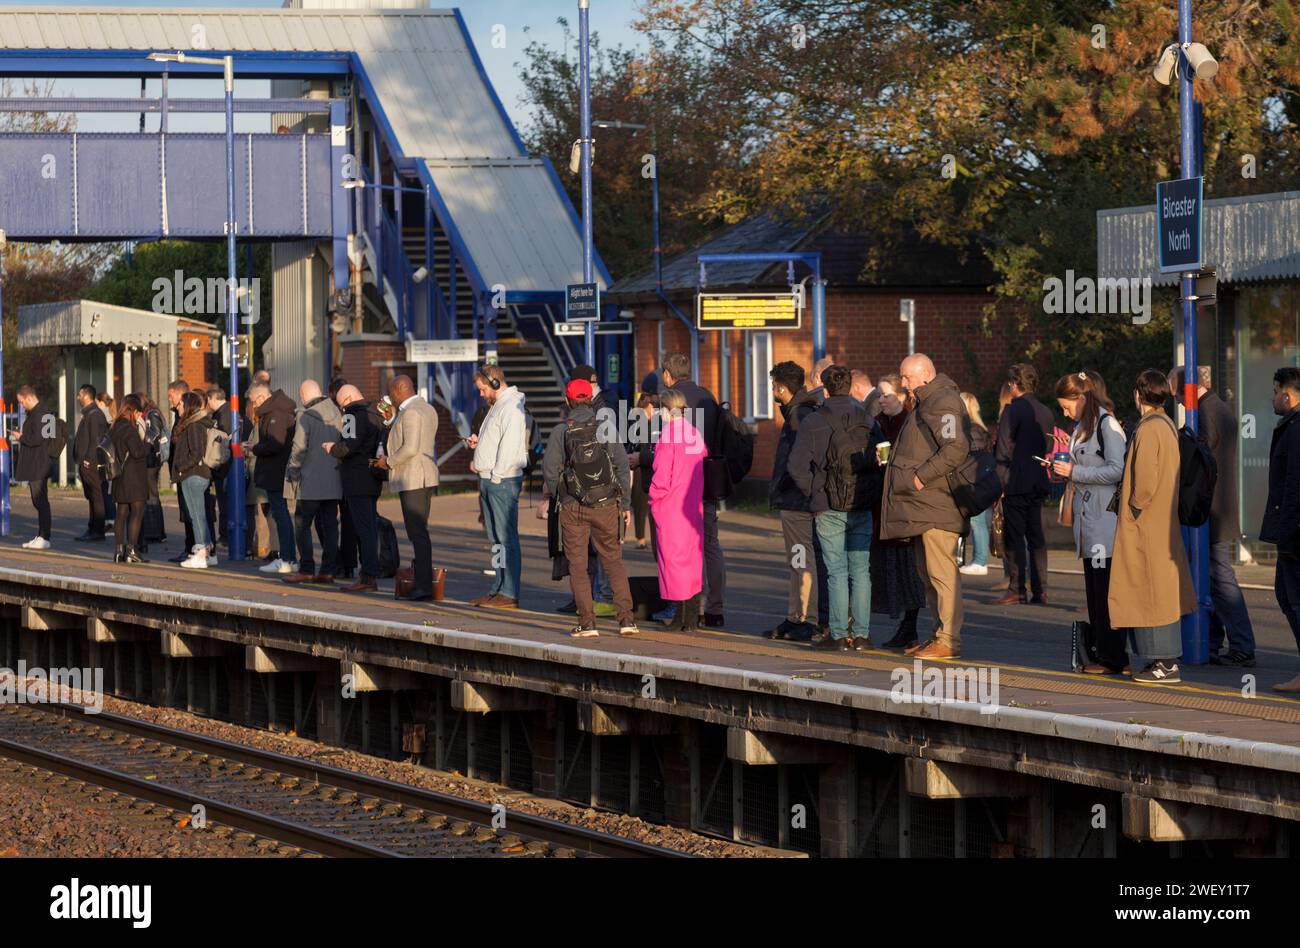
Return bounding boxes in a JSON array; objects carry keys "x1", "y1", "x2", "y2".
[
  {"x1": 1156, "y1": 175, "x2": 1203, "y2": 274},
  {"x1": 405, "y1": 338, "x2": 479, "y2": 363},
  {"x1": 696, "y1": 290, "x2": 802, "y2": 331},
  {"x1": 565, "y1": 282, "x2": 601, "y2": 322},
  {"x1": 553, "y1": 320, "x2": 632, "y2": 337}
]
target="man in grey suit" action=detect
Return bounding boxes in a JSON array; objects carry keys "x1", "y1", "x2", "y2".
[
  {"x1": 375, "y1": 374, "x2": 440, "y2": 600},
  {"x1": 283, "y1": 379, "x2": 344, "y2": 585}
]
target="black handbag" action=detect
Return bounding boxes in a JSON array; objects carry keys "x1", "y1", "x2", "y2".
[{"x1": 1071, "y1": 619, "x2": 1100, "y2": 672}]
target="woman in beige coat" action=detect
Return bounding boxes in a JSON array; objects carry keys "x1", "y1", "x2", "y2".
[{"x1": 1108, "y1": 369, "x2": 1195, "y2": 684}]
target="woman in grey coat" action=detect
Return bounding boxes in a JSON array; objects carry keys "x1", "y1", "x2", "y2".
[{"x1": 1053, "y1": 372, "x2": 1128, "y2": 674}]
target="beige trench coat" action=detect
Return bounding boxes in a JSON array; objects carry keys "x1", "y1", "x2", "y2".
[{"x1": 1107, "y1": 410, "x2": 1195, "y2": 628}]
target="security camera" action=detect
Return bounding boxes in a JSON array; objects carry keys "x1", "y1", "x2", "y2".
[
  {"x1": 1183, "y1": 42, "x2": 1218, "y2": 80},
  {"x1": 412, "y1": 266, "x2": 429, "y2": 284},
  {"x1": 1153, "y1": 44, "x2": 1178, "y2": 85}
]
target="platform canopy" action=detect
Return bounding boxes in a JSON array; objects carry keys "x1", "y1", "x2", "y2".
[{"x1": 18, "y1": 299, "x2": 193, "y2": 349}]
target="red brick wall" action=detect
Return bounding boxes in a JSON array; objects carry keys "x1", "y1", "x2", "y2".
[
  {"x1": 338, "y1": 336, "x2": 471, "y2": 479},
  {"x1": 176, "y1": 325, "x2": 217, "y2": 393},
  {"x1": 632, "y1": 290, "x2": 1035, "y2": 480}
]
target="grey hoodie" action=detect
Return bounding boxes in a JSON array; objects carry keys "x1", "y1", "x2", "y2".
[{"x1": 286, "y1": 396, "x2": 344, "y2": 501}]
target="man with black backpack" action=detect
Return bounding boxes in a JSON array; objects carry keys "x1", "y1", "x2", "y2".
[
  {"x1": 789, "y1": 365, "x2": 883, "y2": 650},
  {"x1": 15, "y1": 385, "x2": 63, "y2": 550},
  {"x1": 542, "y1": 378, "x2": 637, "y2": 638}
]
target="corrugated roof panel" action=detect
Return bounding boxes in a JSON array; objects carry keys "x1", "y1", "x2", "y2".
[
  {"x1": 1098, "y1": 191, "x2": 1300, "y2": 285},
  {"x1": 96, "y1": 13, "x2": 129, "y2": 50},
  {"x1": 427, "y1": 160, "x2": 600, "y2": 293},
  {"x1": 55, "y1": 13, "x2": 88, "y2": 49}
]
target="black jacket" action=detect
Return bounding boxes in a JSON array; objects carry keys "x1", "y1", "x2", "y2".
[
  {"x1": 788, "y1": 395, "x2": 883, "y2": 514},
  {"x1": 170, "y1": 409, "x2": 214, "y2": 483},
  {"x1": 108, "y1": 416, "x2": 153, "y2": 504},
  {"x1": 770, "y1": 387, "x2": 820, "y2": 511},
  {"x1": 1199, "y1": 390, "x2": 1239, "y2": 544},
  {"x1": 996, "y1": 393, "x2": 1053, "y2": 498},
  {"x1": 74, "y1": 400, "x2": 109, "y2": 467},
  {"x1": 14, "y1": 400, "x2": 59, "y2": 483},
  {"x1": 329, "y1": 400, "x2": 384, "y2": 498},
  {"x1": 251, "y1": 390, "x2": 297, "y2": 492},
  {"x1": 1261, "y1": 409, "x2": 1300, "y2": 555},
  {"x1": 668, "y1": 378, "x2": 721, "y2": 457}
]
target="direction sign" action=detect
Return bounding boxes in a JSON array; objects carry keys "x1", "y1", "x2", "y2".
[
  {"x1": 696, "y1": 291, "x2": 802, "y2": 331},
  {"x1": 553, "y1": 320, "x2": 632, "y2": 337},
  {"x1": 1156, "y1": 176, "x2": 1203, "y2": 274},
  {"x1": 405, "y1": 338, "x2": 479, "y2": 363},
  {"x1": 565, "y1": 282, "x2": 601, "y2": 322}
]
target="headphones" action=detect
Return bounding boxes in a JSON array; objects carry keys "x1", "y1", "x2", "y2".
[{"x1": 478, "y1": 364, "x2": 501, "y2": 390}]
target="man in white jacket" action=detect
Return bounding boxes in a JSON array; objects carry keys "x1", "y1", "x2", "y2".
[{"x1": 469, "y1": 364, "x2": 529, "y2": 609}]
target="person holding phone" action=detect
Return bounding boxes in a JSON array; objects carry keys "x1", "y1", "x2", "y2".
[{"x1": 993, "y1": 363, "x2": 1055, "y2": 606}]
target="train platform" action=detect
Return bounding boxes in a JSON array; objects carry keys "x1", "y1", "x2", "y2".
[{"x1": 1, "y1": 488, "x2": 1298, "y2": 854}]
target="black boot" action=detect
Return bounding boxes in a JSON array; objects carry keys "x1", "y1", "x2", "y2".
[
  {"x1": 114, "y1": 545, "x2": 128, "y2": 564},
  {"x1": 125, "y1": 546, "x2": 149, "y2": 564},
  {"x1": 666, "y1": 601, "x2": 686, "y2": 631},
  {"x1": 682, "y1": 594, "x2": 701, "y2": 633},
  {"x1": 882, "y1": 610, "x2": 919, "y2": 649}
]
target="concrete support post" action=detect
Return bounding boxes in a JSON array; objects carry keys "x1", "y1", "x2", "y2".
[
  {"x1": 531, "y1": 705, "x2": 559, "y2": 797},
  {"x1": 315, "y1": 669, "x2": 342, "y2": 746},
  {"x1": 818, "y1": 752, "x2": 857, "y2": 858}
]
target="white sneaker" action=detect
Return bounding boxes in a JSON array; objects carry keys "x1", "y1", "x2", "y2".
[
  {"x1": 260, "y1": 558, "x2": 286, "y2": 573},
  {"x1": 277, "y1": 560, "x2": 299, "y2": 575},
  {"x1": 181, "y1": 552, "x2": 209, "y2": 569},
  {"x1": 959, "y1": 563, "x2": 989, "y2": 576},
  {"x1": 22, "y1": 537, "x2": 51, "y2": 550}
]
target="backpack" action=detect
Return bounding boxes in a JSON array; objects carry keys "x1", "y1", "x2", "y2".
[
  {"x1": 1176, "y1": 423, "x2": 1217, "y2": 527},
  {"x1": 203, "y1": 426, "x2": 231, "y2": 469},
  {"x1": 377, "y1": 516, "x2": 400, "y2": 579},
  {"x1": 918, "y1": 413, "x2": 1002, "y2": 519},
  {"x1": 717, "y1": 401, "x2": 755, "y2": 486},
  {"x1": 820, "y1": 405, "x2": 878, "y2": 512},
  {"x1": 561, "y1": 415, "x2": 619, "y2": 506},
  {"x1": 48, "y1": 417, "x2": 68, "y2": 459},
  {"x1": 523, "y1": 409, "x2": 543, "y2": 476},
  {"x1": 95, "y1": 433, "x2": 122, "y2": 481}
]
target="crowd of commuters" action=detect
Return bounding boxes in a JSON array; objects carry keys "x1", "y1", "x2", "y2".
[{"x1": 12, "y1": 347, "x2": 1300, "y2": 692}]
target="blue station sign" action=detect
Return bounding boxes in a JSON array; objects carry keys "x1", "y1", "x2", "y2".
[
  {"x1": 1156, "y1": 176, "x2": 1203, "y2": 274},
  {"x1": 564, "y1": 282, "x2": 600, "y2": 322}
]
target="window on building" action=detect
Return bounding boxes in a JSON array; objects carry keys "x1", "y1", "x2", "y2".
[{"x1": 745, "y1": 331, "x2": 773, "y2": 421}]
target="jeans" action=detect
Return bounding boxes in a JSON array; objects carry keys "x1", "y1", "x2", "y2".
[
  {"x1": 1209, "y1": 541, "x2": 1256, "y2": 654},
  {"x1": 814, "y1": 509, "x2": 872, "y2": 640},
  {"x1": 265, "y1": 490, "x2": 296, "y2": 563},
  {"x1": 399, "y1": 488, "x2": 435, "y2": 594},
  {"x1": 480, "y1": 477, "x2": 522, "y2": 600},
  {"x1": 1275, "y1": 555, "x2": 1300, "y2": 654},
  {"x1": 181, "y1": 476, "x2": 211, "y2": 549},
  {"x1": 968, "y1": 508, "x2": 991, "y2": 566},
  {"x1": 294, "y1": 498, "x2": 339, "y2": 575},
  {"x1": 1129, "y1": 621, "x2": 1182, "y2": 662},
  {"x1": 702, "y1": 501, "x2": 726, "y2": 614},
  {"x1": 346, "y1": 494, "x2": 381, "y2": 580}
]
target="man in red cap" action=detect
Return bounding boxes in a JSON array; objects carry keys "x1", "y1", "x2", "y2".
[{"x1": 541, "y1": 377, "x2": 637, "y2": 637}]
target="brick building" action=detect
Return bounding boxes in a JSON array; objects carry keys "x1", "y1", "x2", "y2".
[{"x1": 608, "y1": 213, "x2": 1036, "y2": 483}]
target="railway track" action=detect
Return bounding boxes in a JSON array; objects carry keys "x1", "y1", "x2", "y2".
[{"x1": 0, "y1": 701, "x2": 689, "y2": 859}]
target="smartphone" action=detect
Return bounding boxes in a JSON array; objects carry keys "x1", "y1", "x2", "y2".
[{"x1": 1032, "y1": 455, "x2": 1050, "y2": 464}]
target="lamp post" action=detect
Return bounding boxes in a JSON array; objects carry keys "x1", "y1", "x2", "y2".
[
  {"x1": 148, "y1": 51, "x2": 245, "y2": 560},
  {"x1": 578, "y1": 0, "x2": 596, "y2": 365}
]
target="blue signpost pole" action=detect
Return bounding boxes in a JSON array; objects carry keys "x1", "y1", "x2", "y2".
[
  {"x1": 223, "y1": 56, "x2": 247, "y2": 562},
  {"x1": 579, "y1": 0, "x2": 596, "y2": 366},
  {"x1": 1178, "y1": 1, "x2": 1210, "y2": 664}
]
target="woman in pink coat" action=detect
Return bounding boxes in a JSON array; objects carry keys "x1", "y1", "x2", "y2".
[{"x1": 649, "y1": 388, "x2": 706, "y2": 630}]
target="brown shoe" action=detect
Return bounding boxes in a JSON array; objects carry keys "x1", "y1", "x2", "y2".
[
  {"x1": 341, "y1": 577, "x2": 378, "y2": 593},
  {"x1": 471, "y1": 592, "x2": 498, "y2": 607},
  {"x1": 1273, "y1": 674, "x2": 1300, "y2": 694},
  {"x1": 991, "y1": 591, "x2": 1027, "y2": 606},
  {"x1": 910, "y1": 639, "x2": 959, "y2": 660},
  {"x1": 309, "y1": 573, "x2": 335, "y2": 585},
  {"x1": 281, "y1": 573, "x2": 315, "y2": 585},
  {"x1": 480, "y1": 595, "x2": 519, "y2": 611},
  {"x1": 1082, "y1": 663, "x2": 1113, "y2": 675}
]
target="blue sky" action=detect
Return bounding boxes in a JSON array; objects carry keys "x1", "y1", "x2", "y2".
[{"x1": 1, "y1": 0, "x2": 646, "y2": 133}]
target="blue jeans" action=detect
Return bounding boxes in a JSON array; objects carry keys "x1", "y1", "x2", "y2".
[
  {"x1": 968, "y1": 509, "x2": 990, "y2": 566},
  {"x1": 181, "y1": 476, "x2": 211, "y2": 550},
  {"x1": 480, "y1": 476, "x2": 523, "y2": 600},
  {"x1": 815, "y1": 509, "x2": 873, "y2": 640},
  {"x1": 1209, "y1": 541, "x2": 1256, "y2": 654},
  {"x1": 265, "y1": 489, "x2": 296, "y2": 563}
]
